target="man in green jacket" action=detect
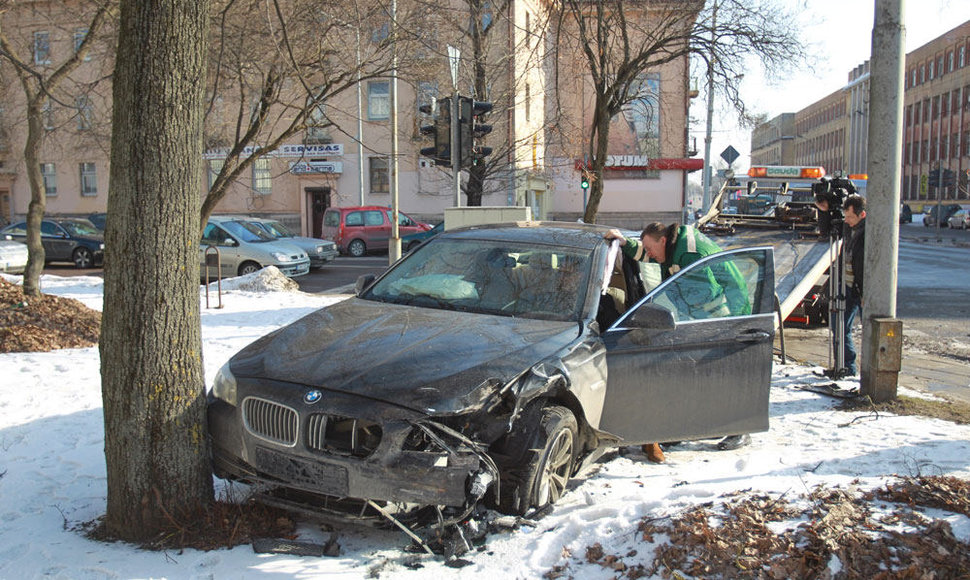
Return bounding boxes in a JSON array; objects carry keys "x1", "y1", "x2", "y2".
[
  {"x1": 606, "y1": 223, "x2": 750, "y2": 318},
  {"x1": 604, "y1": 223, "x2": 753, "y2": 461}
]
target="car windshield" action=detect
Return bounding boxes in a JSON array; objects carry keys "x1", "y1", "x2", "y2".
[
  {"x1": 363, "y1": 238, "x2": 592, "y2": 321},
  {"x1": 261, "y1": 220, "x2": 293, "y2": 238},
  {"x1": 223, "y1": 220, "x2": 275, "y2": 242},
  {"x1": 60, "y1": 220, "x2": 100, "y2": 237}
]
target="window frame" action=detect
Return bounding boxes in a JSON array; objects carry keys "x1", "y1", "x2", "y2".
[
  {"x1": 367, "y1": 80, "x2": 390, "y2": 121},
  {"x1": 79, "y1": 162, "x2": 98, "y2": 196},
  {"x1": 368, "y1": 156, "x2": 389, "y2": 193},
  {"x1": 252, "y1": 157, "x2": 272, "y2": 195},
  {"x1": 40, "y1": 163, "x2": 57, "y2": 196},
  {"x1": 33, "y1": 31, "x2": 51, "y2": 65}
]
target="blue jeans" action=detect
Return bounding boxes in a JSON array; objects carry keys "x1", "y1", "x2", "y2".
[{"x1": 842, "y1": 289, "x2": 861, "y2": 375}]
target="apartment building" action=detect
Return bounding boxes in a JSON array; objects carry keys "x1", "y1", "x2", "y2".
[
  {"x1": 1, "y1": 1, "x2": 699, "y2": 233},
  {"x1": 751, "y1": 20, "x2": 970, "y2": 207},
  {"x1": 902, "y1": 20, "x2": 970, "y2": 203}
]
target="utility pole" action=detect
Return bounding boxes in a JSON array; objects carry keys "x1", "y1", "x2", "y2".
[
  {"x1": 861, "y1": 0, "x2": 905, "y2": 402},
  {"x1": 388, "y1": 0, "x2": 401, "y2": 263},
  {"x1": 701, "y1": 2, "x2": 717, "y2": 213},
  {"x1": 448, "y1": 46, "x2": 462, "y2": 207}
]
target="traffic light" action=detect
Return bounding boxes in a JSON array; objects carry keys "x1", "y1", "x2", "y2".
[
  {"x1": 419, "y1": 97, "x2": 451, "y2": 167},
  {"x1": 458, "y1": 96, "x2": 493, "y2": 168},
  {"x1": 581, "y1": 175, "x2": 590, "y2": 190}
]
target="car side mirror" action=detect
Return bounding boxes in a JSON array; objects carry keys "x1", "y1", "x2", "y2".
[
  {"x1": 355, "y1": 274, "x2": 376, "y2": 296},
  {"x1": 628, "y1": 302, "x2": 676, "y2": 330}
]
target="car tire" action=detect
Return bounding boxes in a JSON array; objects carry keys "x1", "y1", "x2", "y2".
[
  {"x1": 494, "y1": 404, "x2": 577, "y2": 516},
  {"x1": 348, "y1": 239, "x2": 366, "y2": 257},
  {"x1": 73, "y1": 247, "x2": 94, "y2": 269},
  {"x1": 237, "y1": 261, "x2": 262, "y2": 276}
]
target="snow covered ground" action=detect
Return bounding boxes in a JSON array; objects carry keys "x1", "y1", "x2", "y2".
[{"x1": 1, "y1": 272, "x2": 969, "y2": 579}]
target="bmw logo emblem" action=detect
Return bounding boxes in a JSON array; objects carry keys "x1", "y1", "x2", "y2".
[{"x1": 304, "y1": 390, "x2": 323, "y2": 404}]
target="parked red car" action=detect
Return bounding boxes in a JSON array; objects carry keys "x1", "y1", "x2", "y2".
[{"x1": 321, "y1": 206, "x2": 431, "y2": 257}]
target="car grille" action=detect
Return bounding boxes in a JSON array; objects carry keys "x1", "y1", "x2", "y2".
[
  {"x1": 243, "y1": 397, "x2": 298, "y2": 446},
  {"x1": 306, "y1": 413, "x2": 382, "y2": 458}
]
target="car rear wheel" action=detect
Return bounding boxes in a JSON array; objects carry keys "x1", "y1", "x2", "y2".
[
  {"x1": 348, "y1": 239, "x2": 367, "y2": 257},
  {"x1": 494, "y1": 404, "x2": 577, "y2": 515},
  {"x1": 73, "y1": 247, "x2": 93, "y2": 269},
  {"x1": 237, "y1": 261, "x2": 262, "y2": 276}
]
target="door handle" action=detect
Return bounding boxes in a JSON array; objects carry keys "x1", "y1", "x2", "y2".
[{"x1": 735, "y1": 330, "x2": 770, "y2": 343}]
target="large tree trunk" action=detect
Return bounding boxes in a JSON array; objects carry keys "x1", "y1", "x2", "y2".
[
  {"x1": 99, "y1": 0, "x2": 212, "y2": 542},
  {"x1": 582, "y1": 100, "x2": 613, "y2": 224}
]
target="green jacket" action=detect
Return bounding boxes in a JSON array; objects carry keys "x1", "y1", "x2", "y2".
[{"x1": 619, "y1": 225, "x2": 751, "y2": 317}]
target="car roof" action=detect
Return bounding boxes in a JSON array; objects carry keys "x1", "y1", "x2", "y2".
[
  {"x1": 328, "y1": 205, "x2": 391, "y2": 212},
  {"x1": 438, "y1": 221, "x2": 613, "y2": 250}
]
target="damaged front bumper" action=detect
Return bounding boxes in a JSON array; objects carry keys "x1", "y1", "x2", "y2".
[{"x1": 207, "y1": 389, "x2": 496, "y2": 510}]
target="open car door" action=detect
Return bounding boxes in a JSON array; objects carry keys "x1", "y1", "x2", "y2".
[{"x1": 598, "y1": 247, "x2": 775, "y2": 443}]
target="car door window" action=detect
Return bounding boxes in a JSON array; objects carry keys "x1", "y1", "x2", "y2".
[
  {"x1": 365, "y1": 211, "x2": 385, "y2": 226},
  {"x1": 645, "y1": 250, "x2": 766, "y2": 323},
  {"x1": 202, "y1": 224, "x2": 235, "y2": 247},
  {"x1": 41, "y1": 222, "x2": 60, "y2": 237},
  {"x1": 398, "y1": 214, "x2": 415, "y2": 226},
  {"x1": 345, "y1": 212, "x2": 364, "y2": 227}
]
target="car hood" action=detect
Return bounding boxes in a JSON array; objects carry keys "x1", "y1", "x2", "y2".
[{"x1": 230, "y1": 298, "x2": 582, "y2": 414}]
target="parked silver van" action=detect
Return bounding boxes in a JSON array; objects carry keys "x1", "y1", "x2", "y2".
[{"x1": 201, "y1": 216, "x2": 310, "y2": 278}]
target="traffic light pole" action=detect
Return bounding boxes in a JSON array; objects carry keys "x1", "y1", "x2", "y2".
[{"x1": 452, "y1": 93, "x2": 461, "y2": 206}]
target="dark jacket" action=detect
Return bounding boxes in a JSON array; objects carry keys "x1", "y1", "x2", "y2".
[{"x1": 845, "y1": 217, "x2": 865, "y2": 296}]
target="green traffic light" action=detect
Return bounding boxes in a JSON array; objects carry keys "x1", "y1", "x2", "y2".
[{"x1": 581, "y1": 179, "x2": 589, "y2": 189}]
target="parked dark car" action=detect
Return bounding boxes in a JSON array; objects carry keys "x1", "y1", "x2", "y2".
[
  {"x1": 0, "y1": 218, "x2": 104, "y2": 268},
  {"x1": 87, "y1": 212, "x2": 107, "y2": 231},
  {"x1": 923, "y1": 203, "x2": 962, "y2": 228},
  {"x1": 207, "y1": 222, "x2": 776, "y2": 522},
  {"x1": 321, "y1": 206, "x2": 431, "y2": 257},
  {"x1": 401, "y1": 221, "x2": 443, "y2": 252}
]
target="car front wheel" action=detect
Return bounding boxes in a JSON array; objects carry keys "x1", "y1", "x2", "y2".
[
  {"x1": 73, "y1": 247, "x2": 93, "y2": 269},
  {"x1": 495, "y1": 404, "x2": 577, "y2": 516},
  {"x1": 237, "y1": 261, "x2": 262, "y2": 276},
  {"x1": 348, "y1": 239, "x2": 367, "y2": 257}
]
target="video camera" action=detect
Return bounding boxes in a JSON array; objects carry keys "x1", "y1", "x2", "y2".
[{"x1": 813, "y1": 175, "x2": 858, "y2": 237}]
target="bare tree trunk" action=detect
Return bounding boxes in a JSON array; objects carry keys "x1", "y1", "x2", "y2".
[
  {"x1": 583, "y1": 102, "x2": 612, "y2": 224},
  {"x1": 21, "y1": 107, "x2": 47, "y2": 297},
  {"x1": 100, "y1": 0, "x2": 212, "y2": 542}
]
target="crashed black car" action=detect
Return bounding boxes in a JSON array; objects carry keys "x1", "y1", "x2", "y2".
[{"x1": 207, "y1": 222, "x2": 775, "y2": 524}]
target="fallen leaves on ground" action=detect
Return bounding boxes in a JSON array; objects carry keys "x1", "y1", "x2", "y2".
[
  {"x1": 0, "y1": 277, "x2": 100, "y2": 352},
  {"x1": 552, "y1": 475, "x2": 970, "y2": 579}
]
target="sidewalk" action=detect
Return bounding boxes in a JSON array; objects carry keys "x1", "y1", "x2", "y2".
[{"x1": 776, "y1": 326, "x2": 970, "y2": 406}]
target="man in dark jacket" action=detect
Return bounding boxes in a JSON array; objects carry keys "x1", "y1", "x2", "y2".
[{"x1": 840, "y1": 194, "x2": 866, "y2": 375}]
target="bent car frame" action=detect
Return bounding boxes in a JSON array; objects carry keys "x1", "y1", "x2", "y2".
[{"x1": 207, "y1": 222, "x2": 775, "y2": 527}]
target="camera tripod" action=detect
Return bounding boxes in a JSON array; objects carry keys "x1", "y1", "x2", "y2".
[{"x1": 824, "y1": 221, "x2": 853, "y2": 379}]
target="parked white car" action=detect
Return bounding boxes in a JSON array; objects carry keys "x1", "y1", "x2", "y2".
[
  {"x1": 201, "y1": 216, "x2": 310, "y2": 279},
  {"x1": 946, "y1": 209, "x2": 970, "y2": 230},
  {"x1": 0, "y1": 239, "x2": 29, "y2": 274}
]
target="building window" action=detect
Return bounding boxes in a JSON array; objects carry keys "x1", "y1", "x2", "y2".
[
  {"x1": 252, "y1": 157, "x2": 271, "y2": 195},
  {"x1": 306, "y1": 92, "x2": 329, "y2": 143},
  {"x1": 369, "y1": 156, "x2": 389, "y2": 193},
  {"x1": 76, "y1": 96, "x2": 93, "y2": 130},
  {"x1": 948, "y1": 51, "x2": 955, "y2": 73},
  {"x1": 79, "y1": 162, "x2": 97, "y2": 196},
  {"x1": 938, "y1": 56, "x2": 944, "y2": 77},
  {"x1": 942, "y1": 92, "x2": 949, "y2": 117},
  {"x1": 208, "y1": 158, "x2": 224, "y2": 191},
  {"x1": 525, "y1": 83, "x2": 531, "y2": 123},
  {"x1": 40, "y1": 163, "x2": 57, "y2": 196},
  {"x1": 33, "y1": 31, "x2": 51, "y2": 65},
  {"x1": 960, "y1": 46, "x2": 966, "y2": 68},
  {"x1": 367, "y1": 80, "x2": 390, "y2": 120},
  {"x1": 920, "y1": 64, "x2": 925, "y2": 84}
]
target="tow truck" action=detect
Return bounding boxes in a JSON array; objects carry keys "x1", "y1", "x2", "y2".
[{"x1": 699, "y1": 165, "x2": 866, "y2": 330}]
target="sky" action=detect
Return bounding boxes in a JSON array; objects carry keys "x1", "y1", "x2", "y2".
[
  {"x1": 704, "y1": 0, "x2": 970, "y2": 170},
  {"x1": 1, "y1": 268, "x2": 969, "y2": 578}
]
